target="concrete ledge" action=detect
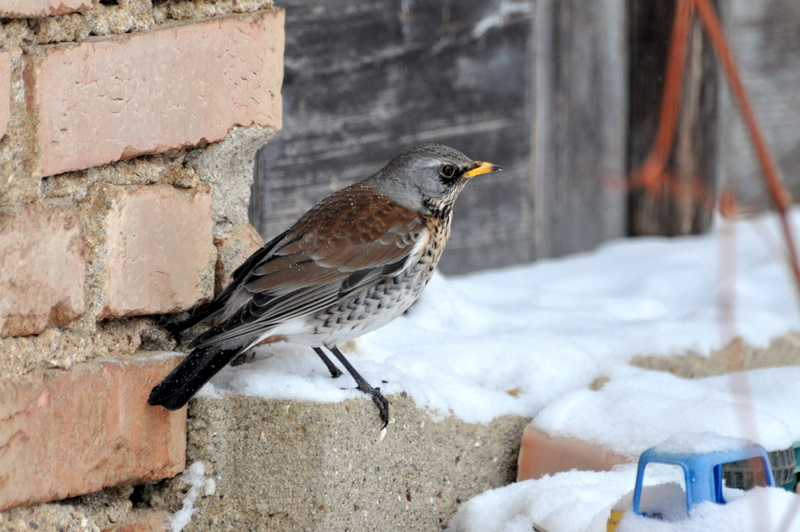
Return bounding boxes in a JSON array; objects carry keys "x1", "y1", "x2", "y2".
[{"x1": 181, "y1": 393, "x2": 528, "y2": 531}]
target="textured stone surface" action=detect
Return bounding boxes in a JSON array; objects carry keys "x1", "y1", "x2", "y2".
[
  {"x1": 0, "y1": 354, "x2": 186, "y2": 511},
  {"x1": 0, "y1": 51, "x2": 10, "y2": 140},
  {"x1": 0, "y1": 200, "x2": 86, "y2": 337},
  {"x1": 213, "y1": 222, "x2": 264, "y2": 293},
  {"x1": 105, "y1": 509, "x2": 171, "y2": 532},
  {"x1": 180, "y1": 393, "x2": 527, "y2": 531},
  {"x1": 1, "y1": 493, "x2": 169, "y2": 532},
  {"x1": 632, "y1": 334, "x2": 800, "y2": 378},
  {"x1": 0, "y1": 0, "x2": 93, "y2": 18},
  {"x1": 99, "y1": 185, "x2": 216, "y2": 319},
  {"x1": 27, "y1": 9, "x2": 284, "y2": 177},
  {"x1": 1, "y1": 503, "x2": 101, "y2": 532},
  {"x1": 187, "y1": 124, "x2": 277, "y2": 235}
]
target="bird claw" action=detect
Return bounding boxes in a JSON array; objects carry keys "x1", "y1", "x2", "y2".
[
  {"x1": 370, "y1": 387, "x2": 390, "y2": 429},
  {"x1": 341, "y1": 385, "x2": 389, "y2": 428},
  {"x1": 325, "y1": 346, "x2": 389, "y2": 428}
]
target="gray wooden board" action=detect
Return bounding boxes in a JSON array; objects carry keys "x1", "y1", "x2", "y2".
[
  {"x1": 531, "y1": 0, "x2": 628, "y2": 257},
  {"x1": 626, "y1": 0, "x2": 719, "y2": 236},
  {"x1": 251, "y1": 0, "x2": 629, "y2": 274},
  {"x1": 723, "y1": 0, "x2": 800, "y2": 209},
  {"x1": 251, "y1": 0, "x2": 535, "y2": 275}
]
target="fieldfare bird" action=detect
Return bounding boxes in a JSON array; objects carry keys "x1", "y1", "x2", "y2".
[{"x1": 148, "y1": 143, "x2": 501, "y2": 427}]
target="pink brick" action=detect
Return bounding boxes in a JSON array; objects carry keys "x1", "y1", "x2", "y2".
[
  {"x1": 99, "y1": 186, "x2": 215, "y2": 319},
  {"x1": 28, "y1": 9, "x2": 284, "y2": 177},
  {"x1": 0, "y1": 201, "x2": 85, "y2": 337},
  {"x1": 0, "y1": 354, "x2": 186, "y2": 511},
  {"x1": 516, "y1": 426, "x2": 629, "y2": 481},
  {"x1": 0, "y1": 51, "x2": 9, "y2": 139},
  {"x1": 0, "y1": 0, "x2": 92, "y2": 18}
]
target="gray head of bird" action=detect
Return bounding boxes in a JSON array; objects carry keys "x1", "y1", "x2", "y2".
[{"x1": 367, "y1": 143, "x2": 502, "y2": 217}]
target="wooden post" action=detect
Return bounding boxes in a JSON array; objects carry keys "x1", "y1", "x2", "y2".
[
  {"x1": 627, "y1": 0, "x2": 720, "y2": 236},
  {"x1": 530, "y1": 0, "x2": 629, "y2": 258}
]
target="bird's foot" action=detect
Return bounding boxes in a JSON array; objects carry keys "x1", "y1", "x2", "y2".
[
  {"x1": 312, "y1": 347, "x2": 344, "y2": 378},
  {"x1": 360, "y1": 384, "x2": 389, "y2": 429},
  {"x1": 326, "y1": 346, "x2": 388, "y2": 428},
  {"x1": 230, "y1": 350, "x2": 256, "y2": 366}
]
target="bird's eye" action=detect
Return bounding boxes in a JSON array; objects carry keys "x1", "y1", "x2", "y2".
[{"x1": 439, "y1": 164, "x2": 457, "y2": 178}]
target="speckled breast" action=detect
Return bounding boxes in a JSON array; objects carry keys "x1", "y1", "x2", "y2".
[{"x1": 312, "y1": 214, "x2": 451, "y2": 346}]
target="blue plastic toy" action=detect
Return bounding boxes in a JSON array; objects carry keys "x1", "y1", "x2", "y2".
[{"x1": 632, "y1": 441, "x2": 775, "y2": 515}]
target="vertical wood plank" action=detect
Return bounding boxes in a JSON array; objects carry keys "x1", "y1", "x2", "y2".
[
  {"x1": 251, "y1": 1, "x2": 630, "y2": 272},
  {"x1": 722, "y1": 0, "x2": 800, "y2": 209},
  {"x1": 531, "y1": 0, "x2": 628, "y2": 258},
  {"x1": 251, "y1": 0, "x2": 536, "y2": 275},
  {"x1": 626, "y1": 0, "x2": 720, "y2": 236}
]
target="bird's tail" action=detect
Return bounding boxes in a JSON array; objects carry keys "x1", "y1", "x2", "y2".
[{"x1": 148, "y1": 344, "x2": 245, "y2": 410}]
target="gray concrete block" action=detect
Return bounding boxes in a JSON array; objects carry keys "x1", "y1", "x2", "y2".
[
  {"x1": 187, "y1": 124, "x2": 278, "y2": 236},
  {"x1": 182, "y1": 393, "x2": 527, "y2": 531}
]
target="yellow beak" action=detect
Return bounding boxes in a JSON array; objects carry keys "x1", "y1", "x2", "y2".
[{"x1": 463, "y1": 160, "x2": 503, "y2": 179}]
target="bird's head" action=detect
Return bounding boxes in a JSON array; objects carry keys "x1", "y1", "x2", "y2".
[{"x1": 369, "y1": 143, "x2": 502, "y2": 217}]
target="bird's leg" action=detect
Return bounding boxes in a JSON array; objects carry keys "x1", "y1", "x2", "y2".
[
  {"x1": 230, "y1": 348, "x2": 256, "y2": 366},
  {"x1": 327, "y1": 346, "x2": 389, "y2": 428},
  {"x1": 312, "y1": 347, "x2": 343, "y2": 378}
]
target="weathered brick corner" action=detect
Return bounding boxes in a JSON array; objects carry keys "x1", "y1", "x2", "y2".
[
  {"x1": 0, "y1": 0, "x2": 284, "y2": 526},
  {"x1": 25, "y1": 9, "x2": 284, "y2": 178},
  {"x1": 0, "y1": 354, "x2": 186, "y2": 511},
  {"x1": 0, "y1": 200, "x2": 86, "y2": 337}
]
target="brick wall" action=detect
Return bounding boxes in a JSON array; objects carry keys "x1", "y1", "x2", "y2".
[{"x1": 0, "y1": 0, "x2": 283, "y2": 526}]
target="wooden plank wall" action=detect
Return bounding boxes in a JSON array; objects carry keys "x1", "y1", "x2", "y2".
[
  {"x1": 626, "y1": 0, "x2": 720, "y2": 236},
  {"x1": 251, "y1": 0, "x2": 535, "y2": 275},
  {"x1": 250, "y1": 0, "x2": 629, "y2": 274},
  {"x1": 531, "y1": 0, "x2": 628, "y2": 257},
  {"x1": 722, "y1": 0, "x2": 800, "y2": 210}
]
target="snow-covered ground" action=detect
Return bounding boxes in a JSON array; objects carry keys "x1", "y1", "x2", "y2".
[{"x1": 196, "y1": 210, "x2": 800, "y2": 531}]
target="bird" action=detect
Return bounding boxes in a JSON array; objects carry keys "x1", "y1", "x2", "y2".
[{"x1": 148, "y1": 143, "x2": 501, "y2": 427}]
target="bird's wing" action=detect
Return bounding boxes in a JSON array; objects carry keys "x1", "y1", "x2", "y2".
[
  {"x1": 171, "y1": 230, "x2": 291, "y2": 334},
  {"x1": 189, "y1": 185, "x2": 428, "y2": 348}
]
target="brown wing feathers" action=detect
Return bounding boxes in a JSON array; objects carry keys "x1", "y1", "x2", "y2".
[{"x1": 190, "y1": 185, "x2": 425, "y2": 349}]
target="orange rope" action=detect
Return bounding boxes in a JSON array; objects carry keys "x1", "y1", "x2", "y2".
[
  {"x1": 630, "y1": 0, "x2": 800, "y2": 298},
  {"x1": 692, "y1": 0, "x2": 800, "y2": 297},
  {"x1": 632, "y1": 0, "x2": 693, "y2": 193}
]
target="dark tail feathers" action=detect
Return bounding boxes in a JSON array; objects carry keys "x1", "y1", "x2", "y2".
[{"x1": 148, "y1": 345, "x2": 244, "y2": 410}]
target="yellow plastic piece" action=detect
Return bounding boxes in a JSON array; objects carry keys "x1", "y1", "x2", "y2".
[{"x1": 606, "y1": 509, "x2": 624, "y2": 532}]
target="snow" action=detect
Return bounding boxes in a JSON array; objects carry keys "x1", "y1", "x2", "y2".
[
  {"x1": 531, "y1": 367, "x2": 799, "y2": 455},
  {"x1": 652, "y1": 431, "x2": 772, "y2": 455},
  {"x1": 447, "y1": 464, "x2": 800, "y2": 532},
  {"x1": 191, "y1": 209, "x2": 800, "y2": 530},
  {"x1": 617, "y1": 488, "x2": 800, "y2": 532},
  {"x1": 445, "y1": 465, "x2": 679, "y2": 532}
]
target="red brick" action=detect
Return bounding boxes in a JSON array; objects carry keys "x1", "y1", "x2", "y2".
[
  {"x1": 0, "y1": 353, "x2": 186, "y2": 511},
  {"x1": 0, "y1": 0, "x2": 92, "y2": 18},
  {"x1": 99, "y1": 186, "x2": 215, "y2": 319},
  {"x1": 0, "y1": 201, "x2": 85, "y2": 337},
  {"x1": 27, "y1": 10, "x2": 284, "y2": 177},
  {"x1": 516, "y1": 426, "x2": 629, "y2": 481},
  {"x1": 0, "y1": 51, "x2": 9, "y2": 139}
]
